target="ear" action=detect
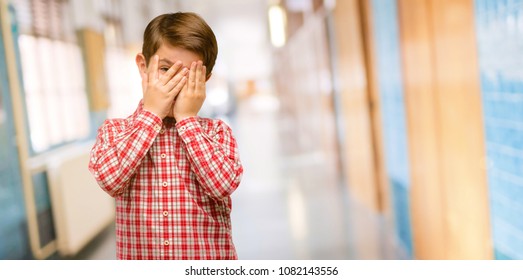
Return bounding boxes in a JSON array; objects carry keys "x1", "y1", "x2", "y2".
[
  {"x1": 135, "y1": 53, "x2": 147, "y2": 77},
  {"x1": 205, "y1": 72, "x2": 212, "y2": 82},
  {"x1": 136, "y1": 53, "x2": 148, "y2": 93}
]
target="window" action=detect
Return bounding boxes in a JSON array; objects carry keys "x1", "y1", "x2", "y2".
[{"x1": 14, "y1": 0, "x2": 90, "y2": 154}]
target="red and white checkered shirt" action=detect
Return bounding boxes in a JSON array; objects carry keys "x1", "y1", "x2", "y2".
[{"x1": 88, "y1": 101, "x2": 243, "y2": 260}]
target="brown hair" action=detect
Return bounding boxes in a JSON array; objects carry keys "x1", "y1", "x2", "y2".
[{"x1": 142, "y1": 12, "x2": 218, "y2": 76}]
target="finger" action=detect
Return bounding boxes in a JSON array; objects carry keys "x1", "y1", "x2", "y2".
[
  {"x1": 147, "y1": 55, "x2": 159, "y2": 83},
  {"x1": 140, "y1": 67, "x2": 148, "y2": 93},
  {"x1": 195, "y1": 61, "x2": 203, "y2": 84},
  {"x1": 188, "y1": 61, "x2": 197, "y2": 93},
  {"x1": 169, "y1": 76, "x2": 187, "y2": 97},
  {"x1": 196, "y1": 65, "x2": 206, "y2": 93},
  {"x1": 159, "y1": 61, "x2": 183, "y2": 85},
  {"x1": 180, "y1": 77, "x2": 189, "y2": 95},
  {"x1": 165, "y1": 67, "x2": 188, "y2": 93}
]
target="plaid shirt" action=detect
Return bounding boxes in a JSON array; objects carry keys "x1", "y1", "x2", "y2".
[{"x1": 88, "y1": 101, "x2": 243, "y2": 259}]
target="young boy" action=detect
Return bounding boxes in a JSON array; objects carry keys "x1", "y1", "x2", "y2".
[{"x1": 88, "y1": 12, "x2": 243, "y2": 260}]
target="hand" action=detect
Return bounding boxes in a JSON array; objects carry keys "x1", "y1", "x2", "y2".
[
  {"x1": 141, "y1": 55, "x2": 188, "y2": 119},
  {"x1": 172, "y1": 61, "x2": 207, "y2": 121}
]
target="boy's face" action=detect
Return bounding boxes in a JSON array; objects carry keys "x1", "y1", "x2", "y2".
[
  {"x1": 136, "y1": 43, "x2": 206, "y2": 117},
  {"x1": 153, "y1": 43, "x2": 202, "y2": 77}
]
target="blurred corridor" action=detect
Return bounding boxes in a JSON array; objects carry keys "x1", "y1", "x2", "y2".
[{"x1": 1, "y1": 0, "x2": 523, "y2": 260}]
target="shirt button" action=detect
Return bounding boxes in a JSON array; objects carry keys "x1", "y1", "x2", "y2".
[
  {"x1": 179, "y1": 126, "x2": 186, "y2": 131},
  {"x1": 160, "y1": 153, "x2": 166, "y2": 159},
  {"x1": 164, "y1": 240, "x2": 170, "y2": 246},
  {"x1": 160, "y1": 129, "x2": 165, "y2": 134},
  {"x1": 162, "y1": 181, "x2": 168, "y2": 187},
  {"x1": 163, "y1": 211, "x2": 169, "y2": 217},
  {"x1": 153, "y1": 124, "x2": 161, "y2": 132}
]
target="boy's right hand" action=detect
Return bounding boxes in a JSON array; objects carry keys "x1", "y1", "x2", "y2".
[{"x1": 142, "y1": 55, "x2": 188, "y2": 119}]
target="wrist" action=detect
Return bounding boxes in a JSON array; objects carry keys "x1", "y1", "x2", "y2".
[
  {"x1": 143, "y1": 105, "x2": 165, "y2": 119},
  {"x1": 174, "y1": 114, "x2": 197, "y2": 122}
]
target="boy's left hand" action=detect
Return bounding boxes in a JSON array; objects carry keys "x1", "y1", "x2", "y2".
[{"x1": 172, "y1": 61, "x2": 207, "y2": 121}]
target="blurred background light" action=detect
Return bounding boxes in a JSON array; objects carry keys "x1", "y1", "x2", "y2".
[{"x1": 268, "y1": 4, "x2": 286, "y2": 48}]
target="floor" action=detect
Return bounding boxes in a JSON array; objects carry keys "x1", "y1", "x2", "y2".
[{"x1": 71, "y1": 93, "x2": 409, "y2": 260}]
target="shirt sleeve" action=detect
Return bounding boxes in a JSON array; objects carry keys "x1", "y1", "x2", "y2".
[
  {"x1": 88, "y1": 110, "x2": 163, "y2": 197},
  {"x1": 176, "y1": 117, "x2": 243, "y2": 200}
]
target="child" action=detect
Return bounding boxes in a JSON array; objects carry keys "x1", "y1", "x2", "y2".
[{"x1": 88, "y1": 12, "x2": 243, "y2": 260}]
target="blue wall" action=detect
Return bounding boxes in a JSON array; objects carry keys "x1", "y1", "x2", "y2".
[
  {"x1": 371, "y1": 0, "x2": 413, "y2": 257},
  {"x1": 475, "y1": 0, "x2": 523, "y2": 260}
]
